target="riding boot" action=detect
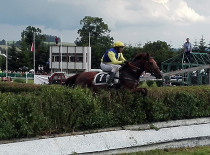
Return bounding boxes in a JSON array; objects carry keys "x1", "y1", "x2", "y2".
[{"x1": 107, "y1": 72, "x2": 115, "y2": 85}]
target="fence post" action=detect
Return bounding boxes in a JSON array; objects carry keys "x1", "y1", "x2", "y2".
[{"x1": 26, "y1": 72, "x2": 28, "y2": 83}]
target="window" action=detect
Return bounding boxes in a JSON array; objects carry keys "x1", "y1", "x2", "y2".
[
  {"x1": 76, "y1": 56, "x2": 83, "y2": 62},
  {"x1": 53, "y1": 75, "x2": 61, "y2": 80},
  {"x1": 70, "y1": 56, "x2": 75, "y2": 62},
  {"x1": 69, "y1": 54, "x2": 83, "y2": 62},
  {"x1": 62, "y1": 56, "x2": 67, "y2": 62},
  {"x1": 55, "y1": 56, "x2": 59, "y2": 62}
]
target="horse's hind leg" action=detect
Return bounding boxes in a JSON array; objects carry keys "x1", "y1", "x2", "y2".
[{"x1": 131, "y1": 88, "x2": 148, "y2": 96}]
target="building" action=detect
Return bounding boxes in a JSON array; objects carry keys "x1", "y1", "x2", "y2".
[{"x1": 49, "y1": 45, "x2": 91, "y2": 74}]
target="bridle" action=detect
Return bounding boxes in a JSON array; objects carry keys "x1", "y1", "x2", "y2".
[
  {"x1": 144, "y1": 58, "x2": 157, "y2": 77},
  {"x1": 122, "y1": 59, "x2": 157, "y2": 78},
  {"x1": 117, "y1": 55, "x2": 160, "y2": 83}
]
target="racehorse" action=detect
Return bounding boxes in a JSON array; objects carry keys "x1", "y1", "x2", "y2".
[{"x1": 65, "y1": 53, "x2": 162, "y2": 95}]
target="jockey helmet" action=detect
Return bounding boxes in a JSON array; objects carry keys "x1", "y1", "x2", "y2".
[{"x1": 113, "y1": 41, "x2": 124, "y2": 47}]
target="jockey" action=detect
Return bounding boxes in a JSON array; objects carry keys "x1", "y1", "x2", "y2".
[{"x1": 100, "y1": 41, "x2": 127, "y2": 85}]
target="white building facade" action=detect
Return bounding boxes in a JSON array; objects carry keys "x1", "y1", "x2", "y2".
[{"x1": 49, "y1": 45, "x2": 91, "y2": 74}]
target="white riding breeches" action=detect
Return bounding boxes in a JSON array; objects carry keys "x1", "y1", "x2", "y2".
[{"x1": 100, "y1": 63, "x2": 121, "y2": 83}]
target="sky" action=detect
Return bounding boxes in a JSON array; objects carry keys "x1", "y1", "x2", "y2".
[{"x1": 0, "y1": 0, "x2": 210, "y2": 48}]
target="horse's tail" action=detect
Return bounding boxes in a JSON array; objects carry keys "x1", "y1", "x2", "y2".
[{"x1": 65, "y1": 73, "x2": 80, "y2": 87}]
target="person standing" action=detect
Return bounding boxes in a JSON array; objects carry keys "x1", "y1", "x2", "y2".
[
  {"x1": 100, "y1": 41, "x2": 127, "y2": 85},
  {"x1": 55, "y1": 36, "x2": 59, "y2": 45},
  {"x1": 183, "y1": 38, "x2": 192, "y2": 63}
]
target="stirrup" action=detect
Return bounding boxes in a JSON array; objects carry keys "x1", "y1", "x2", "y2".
[{"x1": 107, "y1": 78, "x2": 114, "y2": 85}]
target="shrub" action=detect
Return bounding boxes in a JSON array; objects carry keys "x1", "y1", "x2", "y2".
[
  {"x1": 0, "y1": 83, "x2": 209, "y2": 140},
  {"x1": 98, "y1": 90, "x2": 146, "y2": 126},
  {"x1": 13, "y1": 79, "x2": 25, "y2": 83},
  {"x1": 143, "y1": 97, "x2": 169, "y2": 122},
  {"x1": 164, "y1": 92, "x2": 199, "y2": 120},
  {"x1": 146, "y1": 80, "x2": 154, "y2": 87},
  {"x1": 155, "y1": 80, "x2": 163, "y2": 87},
  {"x1": 0, "y1": 93, "x2": 46, "y2": 139},
  {"x1": 139, "y1": 81, "x2": 149, "y2": 88},
  {"x1": 0, "y1": 82, "x2": 40, "y2": 93}
]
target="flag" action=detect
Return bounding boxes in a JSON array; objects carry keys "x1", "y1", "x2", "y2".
[
  {"x1": 31, "y1": 41, "x2": 34, "y2": 52},
  {"x1": 30, "y1": 32, "x2": 36, "y2": 80}
]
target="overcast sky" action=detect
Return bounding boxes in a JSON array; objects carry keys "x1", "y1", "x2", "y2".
[{"x1": 0, "y1": 0, "x2": 210, "y2": 48}]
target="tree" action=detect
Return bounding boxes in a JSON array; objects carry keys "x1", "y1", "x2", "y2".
[
  {"x1": 20, "y1": 26, "x2": 46, "y2": 71},
  {"x1": 44, "y1": 35, "x2": 60, "y2": 43},
  {"x1": 142, "y1": 41, "x2": 174, "y2": 67},
  {"x1": 0, "y1": 39, "x2": 6, "y2": 45},
  {"x1": 193, "y1": 40, "x2": 199, "y2": 52},
  {"x1": 123, "y1": 44, "x2": 143, "y2": 62},
  {"x1": 0, "y1": 55, "x2": 6, "y2": 71},
  {"x1": 207, "y1": 43, "x2": 210, "y2": 52},
  {"x1": 198, "y1": 35, "x2": 207, "y2": 53},
  {"x1": 21, "y1": 26, "x2": 46, "y2": 48},
  {"x1": 8, "y1": 42, "x2": 20, "y2": 71},
  {"x1": 36, "y1": 42, "x2": 49, "y2": 72},
  {"x1": 76, "y1": 16, "x2": 114, "y2": 68}
]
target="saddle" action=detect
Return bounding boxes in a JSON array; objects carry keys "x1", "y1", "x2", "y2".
[{"x1": 93, "y1": 72, "x2": 118, "y2": 85}]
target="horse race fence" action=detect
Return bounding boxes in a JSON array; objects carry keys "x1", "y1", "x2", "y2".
[{"x1": 0, "y1": 73, "x2": 34, "y2": 79}]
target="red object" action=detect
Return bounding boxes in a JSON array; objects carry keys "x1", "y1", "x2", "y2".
[
  {"x1": 55, "y1": 37, "x2": 58, "y2": 45},
  {"x1": 48, "y1": 72, "x2": 66, "y2": 85}
]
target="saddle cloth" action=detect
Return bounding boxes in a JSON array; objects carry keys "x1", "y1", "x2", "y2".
[{"x1": 93, "y1": 72, "x2": 110, "y2": 85}]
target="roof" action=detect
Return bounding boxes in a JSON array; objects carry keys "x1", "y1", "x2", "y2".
[{"x1": 43, "y1": 42, "x2": 76, "y2": 46}]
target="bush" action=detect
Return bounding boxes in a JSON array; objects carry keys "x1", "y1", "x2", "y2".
[
  {"x1": 164, "y1": 92, "x2": 199, "y2": 119},
  {"x1": 139, "y1": 81, "x2": 149, "y2": 88},
  {"x1": 155, "y1": 80, "x2": 163, "y2": 87},
  {"x1": 38, "y1": 86, "x2": 104, "y2": 132},
  {"x1": 13, "y1": 79, "x2": 25, "y2": 83},
  {"x1": 98, "y1": 90, "x2": 146, "y2": 126},
  {"x1": 0, "y1": 93, "x2": 46, "y2": 139},
  {"x1": 146, "y1": 80, "x2": 154, "y2": 87},
  {"x1": 0, "y1": 83, "x2": 209, "y2": 140},
  {"x1": 0, "y1": 82, "x2": 40, "y2": 93}
]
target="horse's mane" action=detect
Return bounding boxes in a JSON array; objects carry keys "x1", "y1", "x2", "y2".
[{"x1": 132, "y1": 52, "x2": 149, "y2": 62}]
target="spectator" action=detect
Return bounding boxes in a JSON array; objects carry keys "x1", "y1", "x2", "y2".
[
  {"x1": 183, "y1": 38, "x2": 192, "y2": 63},
  {"x1": 55, "y1": 36, "x2": 59, "y2": 45}
]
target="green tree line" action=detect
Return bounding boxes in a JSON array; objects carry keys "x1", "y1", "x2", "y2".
[{"x1": 0, "y1": 16, "x2": 209, "y2": 72}]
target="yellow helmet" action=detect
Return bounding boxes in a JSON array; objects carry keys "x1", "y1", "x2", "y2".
[{"x1": 113, "y1": 41, "x2": 124, "y2": 47}]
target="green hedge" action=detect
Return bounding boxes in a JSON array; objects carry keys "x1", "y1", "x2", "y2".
[
  {"x1": 0, "y1": 83, "x2": 209, "y2": 140},
  {"x1": 0, "y1": 82, "x2": 40, "y2": 93}
]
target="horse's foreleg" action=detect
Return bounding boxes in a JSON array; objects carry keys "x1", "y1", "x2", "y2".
[{"x1": 131, "y1": 88, "x2": 148, "y2": 96}]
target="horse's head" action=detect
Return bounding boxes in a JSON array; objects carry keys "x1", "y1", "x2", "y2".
[
  {"x1": 144, "y1": 55, "x2": 162, "y2": 79},
  {"x1": 132, "y1": 53, "x2": 162, "y2": 79}
]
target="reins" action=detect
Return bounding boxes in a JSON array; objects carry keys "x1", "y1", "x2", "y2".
[
  {"x1": 127, "y1": 62, "x2": 142, "y2": 71},
  {"x1": 119, "y1": 62, "x2": 142, "y2": 72},
  {"x1": 114, "y1": 77, "x2": 139, "y2": 83},
  {"x1": 117, "y1": 62, "x2": 144, "y2": 83}
]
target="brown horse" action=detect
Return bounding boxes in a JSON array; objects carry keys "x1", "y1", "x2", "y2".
[{"x1": 65, "y1": 53, "x2": 162, "y2": 95}]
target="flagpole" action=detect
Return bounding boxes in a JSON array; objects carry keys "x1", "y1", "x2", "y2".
[
  {"x1": 33, "y1": 33, "x2": 35, "y2": 78},
  {"x1": 89, "y1": 32, "x2": 90, "y2": 47},
  {"x1": 88, "y1": 32, "x2": 91, "y2": 71},
  {"x1": 60, "y1": 34, "x2": 62, "y2": 72},
  {"x1": 6, "y1": 37, "x2": 8, "y2": 78}
]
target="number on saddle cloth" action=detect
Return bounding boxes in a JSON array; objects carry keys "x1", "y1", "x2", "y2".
[{"x1": 93, "y1": 72, "x2": 110, "y2": 85}]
